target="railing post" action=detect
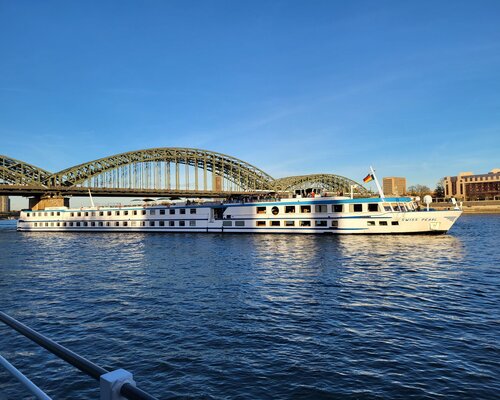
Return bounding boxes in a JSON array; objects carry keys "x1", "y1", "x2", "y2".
[{"x1": 100, "y1": 369, "x2": 136, "y2": 400}]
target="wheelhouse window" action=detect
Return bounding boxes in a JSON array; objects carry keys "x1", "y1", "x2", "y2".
[
  {"x1": 383, "y1": 204, "x2": 392, "y2": 211},
  {"x1": 351, "y1": 204, "x2": 363, "y2": 212},
  {"x1": 256, "y1": 206, "x2": 266, "y2": 214},
  {"x1": 300, "y1": 205, "x2": 311, "y2": 213},
  {"x1": 368, "y1": 204, "x2": 379, "y2": 212}
]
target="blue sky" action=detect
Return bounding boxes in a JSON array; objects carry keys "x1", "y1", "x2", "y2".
[{"x1": 1, "y1": 0, "x2": 499, "y2": 202}]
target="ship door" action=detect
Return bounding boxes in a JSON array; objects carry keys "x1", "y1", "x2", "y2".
[{"x1": 213, "y1": 208, "x2": 225, "y2": 220}]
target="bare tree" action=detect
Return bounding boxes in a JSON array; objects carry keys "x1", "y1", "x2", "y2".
[{"x1": 407, "y1": 184, "x2": 432, "y2": 197}]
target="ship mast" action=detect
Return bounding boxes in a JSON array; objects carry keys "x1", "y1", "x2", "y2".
[{"x1": 370, "y1": 166, "x2": 385, "y2": 200}]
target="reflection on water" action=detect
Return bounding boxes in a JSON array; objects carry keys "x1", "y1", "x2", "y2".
[{"x1": 0, "y1": 216, "x2": 499, "y2": 399}]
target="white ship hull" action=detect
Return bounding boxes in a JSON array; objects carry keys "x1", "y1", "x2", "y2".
[{"x1": 17, "y1": 197, "x2": 462, "y2": 234}]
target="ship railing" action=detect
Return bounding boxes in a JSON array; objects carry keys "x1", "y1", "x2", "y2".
[{"x1": 0, "y1": 311, "x2": 158, "y2": 400}]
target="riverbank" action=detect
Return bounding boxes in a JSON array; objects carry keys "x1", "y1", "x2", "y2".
[
  {"x1": 0, "y1": 211, "x2": 20, "y2": 220},
  {"x1": 431, "y1": 200, "x2": 500, "y2": 214}
]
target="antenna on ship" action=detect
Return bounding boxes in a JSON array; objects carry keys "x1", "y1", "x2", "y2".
[
  {"x1": 88, "y1": 188, "x2": 95, "y2": 208},
  {"x1": 370, "y1": 166, "x2": 386, "y2": 200}
]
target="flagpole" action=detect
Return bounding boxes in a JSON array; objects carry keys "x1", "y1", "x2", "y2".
[{"x1": 370, "y1": 166, "x2": 385, "y2": 200}]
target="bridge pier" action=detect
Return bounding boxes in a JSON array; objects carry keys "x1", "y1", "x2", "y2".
[{"x1": 29, "y1": 195, "x2": 69, "y2": 211}]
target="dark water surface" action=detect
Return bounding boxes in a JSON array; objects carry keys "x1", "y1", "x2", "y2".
[{"x1": 0, "y1": 215, "x2": 499, "y2": 399}]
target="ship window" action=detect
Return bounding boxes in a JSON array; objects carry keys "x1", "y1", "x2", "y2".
[
  {"x1": 169, "y1": 221, "x2": 175, "y2": 226},
  {"x1": 300, "y1": 220, "x2": 311, "y2": 226},
  {"x1": 159, "y1": 221, "x2": 164, "y2": 226},
  {"x1": 285, "y1": 221, "x2": 295, "y2": 226},
  {"x1": 257, "y1": 207, "x2": 266, "y2": 214},
  {"x1": 383, "y1": 204, "x2": 391, "y2": 211},
  {"x1": 223, "y1": 221, "x2": 232, "y2": 226},
  {"x1": 34, "y1": 222, "x2": 37, "y2": 227},
  {"x1": 190, "y1": 220, "x2": 196, "y2": 226},
  {"x1": 98, "y1": 222, "x2": 103, "y2": 227},
  {"x1": 91, "y1": 222, "x2": 95, "y2": 226},
  {"x1": 315, "y1": 220, "x2": 327, "y2": 227},
  {"x1": 379, "y1": 221, "x2": 388, "y2": 226},
  {"x1": 99, "y1": 211, "x2": 104, "y2": 216},
  {"x1": 179, "y1": 221, "x2": 186, "y2": 226},
  {"x1": 352, "y1": 204, "x2": 363, "y2": 212},
  {"x1": 62, "y1": 222, "x2": 66, "y2": 227},
  {"x1": 315, "y1": 205, "x2": 327, "y2": 213},
  {"x1": 44, "y1": 212, "x2": 48, "y2": 216},
  {"x1": 123, "y1": 222, "x2": 128, "y2": 226},
  {"x1": 57, "y1": 212, "x2": 61, "y2": 216},
  {"x1": 235, "y1": 221, "x2": 245, "y2": 227},
  {"x1": 270, "y1": 221, "x2": 280, "y2": 226},
  {"x1": 368, "y1": 204, "x2": 379, "y2": 212},
  {"x1": 190, "y1": 208, "x2": 196, "y2": 214},
  {"x1": 133, "y1": 210, "x2": 137, "y2": 215},
  {"x1": 392, "y1": 221, "x2": 399, "y2": 226},
  {"x1": 84, "y1": 212, "x2": 88, "y2": 216},
  {"x1": 107, "y1": 211, "x2": 112, "y2": 216},
  {"x1": 333, "y1": 204, "x2": 343, "y2": 213},
  {"x1": 169, "y1": 209, "x2": 175, "y2": 214},
  {"x1": 300, "y1": 205, "x2": 311, "y2": 213},
  {"x1": 180, "y1": 209, "x2": 186, "y2": 214},
  {"x1": 285, "y1": 206, "x2": 295, "y2": 213},
  {"x1": 76, "y1": 222, "x2": 80, "y2": 226},
  {"x1": 391, "y1": 203, "x2": 400, "y2": 212},
  {"x1": 77, "y1": 212, "x2": 81, "y2": 217},
  {"x1": 149, "y1": 221, "x2": 155, "y2": 226},
  {"x1": 256, "y1": 221, "x2": 266, "y2": 226},
  {"x1": 45, "y1": 223, "x2": 48, "y2": 226},
  {"x1": 115, "y1": 222, "x2": 120, "y2": 226},
  {"x1": 123, "y1": 210, "x2": 128, "y2": 216},
  {"x1": 142, "y1": 210, "x2": 146, "y2": 215},
  {"x1": 106, "y1": 222, "x2": 111, "y2": 226},
  {"x1": 367, "y1": 221, "x2": 376, "y2": 226},
  {"x1": 148, "y1": 209, "x2": 155, "y2": 215},
  {"x1": 56, "y1": 222, "x2": 60, "y2": 227},
  {"x1": 271, "y1": 206, "x2": 279, "y2": 215},
  {"x1": 50, "y1": 212, "x2": 54, "y2": 216},
  {"x1": 69, "y1": 222, "x2": 73, "y2": 226},
  {"x1": 51, "y1": 222, "x2": 55, "y2": 226},
  {"x1": 331, "y1": 220, "x2": 338, "y2": 227},
  {"x1": 115, "y1": 211, "x2": 120, "y2": 216},
  {"x1": 70, "y1": 212, "x2": 74, "y2": 217},
  {"x1": 159, "y1": 209, "x2": 165, "y2": 215}
]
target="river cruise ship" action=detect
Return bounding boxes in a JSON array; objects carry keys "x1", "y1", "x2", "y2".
[{"x1": 17, "y1": 195, "x2": 462, "y2": 234}]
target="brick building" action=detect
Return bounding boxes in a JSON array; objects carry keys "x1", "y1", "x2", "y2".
[
  {"x1": 383, "y1": 177, "x2": 406, "y2": 196},
  {"x1": 443, "y1": 169, "x2": 500, "y2": 200}
]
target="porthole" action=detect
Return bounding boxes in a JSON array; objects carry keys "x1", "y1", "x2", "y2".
[{"x1": 271, "y1": 206, "x2": 279, "y2": 215}]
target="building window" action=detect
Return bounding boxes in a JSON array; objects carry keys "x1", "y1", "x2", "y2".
[
  {"x1": 285, "y1": 206, "x2": 295, "y2": 213},
  {"x1": 368, "y1": 204, "x2": 379, "y2": 212},
  {"x1": 300, "y1": 205, "x2": 311, "y2": 213},
  {"x1": 257, "y1": 206, "x2": 266, "y2": 214},
  {"x1": 315, "y1": 220, "x2": 327, "y2": 227},
  {"x1": 223, "y1": 221, "x2": 232, "y2": 226},
  {"x1": 256, "y1": 221, "x2": 266, "y2": 226},
  {"x1": 300, "y1": 220, "x2": 311, "y2": 226},
  {"x1": 190, "y1": 208, "x2": 197, "y2": 214},
  {"x1": 315, "y1": 205, "x2": 327, "y2": 213},
  {"x1": 270, "y1": 221, "x2": 280, "y2": 226},
  {"x1": 235, "y1": 221, "x2": 245, "y2": 227}
]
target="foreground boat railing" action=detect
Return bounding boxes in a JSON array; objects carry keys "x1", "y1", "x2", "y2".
[{"x1": 0, "y1": 311, "x2": 158, "y2": 400}]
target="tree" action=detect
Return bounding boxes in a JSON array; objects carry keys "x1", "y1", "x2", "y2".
[
  {"x1": 407, "y1": 184, "x2": 432, "y2": 197},
  {"x1": 434, "y1": 180, "x2": 445, "y2": 200}
]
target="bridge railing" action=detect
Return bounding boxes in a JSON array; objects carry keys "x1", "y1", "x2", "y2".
[{"x1": 0, "y1": 311, "x2": 158, "y2": 400}]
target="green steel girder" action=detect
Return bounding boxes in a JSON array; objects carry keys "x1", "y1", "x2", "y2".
[
  {"x1": 0, "y1": 155, "x2": 51, "y2": 186},
  {"x1": 47, "y1": 147, "x2": 276, "y2": 190},
  {"x1": 274, "y1": 174, "x2": 368, "y2": 193}
]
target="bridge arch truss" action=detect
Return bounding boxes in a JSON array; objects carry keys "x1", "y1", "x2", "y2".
[{"x1": 274, "y1": 174, "x2": 368, "y2": 194}]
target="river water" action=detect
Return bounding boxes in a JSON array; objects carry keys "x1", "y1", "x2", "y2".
[{"x1": 0, "y1": 215, "x2": 499, "y2": 399}]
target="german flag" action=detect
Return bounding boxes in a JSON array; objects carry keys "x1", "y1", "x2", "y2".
[{"x1": 363, "y1": 174, "x2": 374, "y2": 183}]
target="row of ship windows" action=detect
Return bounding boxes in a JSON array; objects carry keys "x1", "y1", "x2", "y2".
[
  {"x1": 258, "y1": 203, "x2": 410, "y2": 214},
  {"x1": 32, "y1": 220, "x2": 198, "y2": 227},
  {"x1": 27, "y1": 208, "x2": 197, "y2": 217},
  {"x1": 30, "y1": 220, "x2": 399, "y2": 228}
]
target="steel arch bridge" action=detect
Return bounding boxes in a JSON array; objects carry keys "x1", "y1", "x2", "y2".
[{"x1": 0, "y1": 148, "x2": 367, "y2": 196}]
